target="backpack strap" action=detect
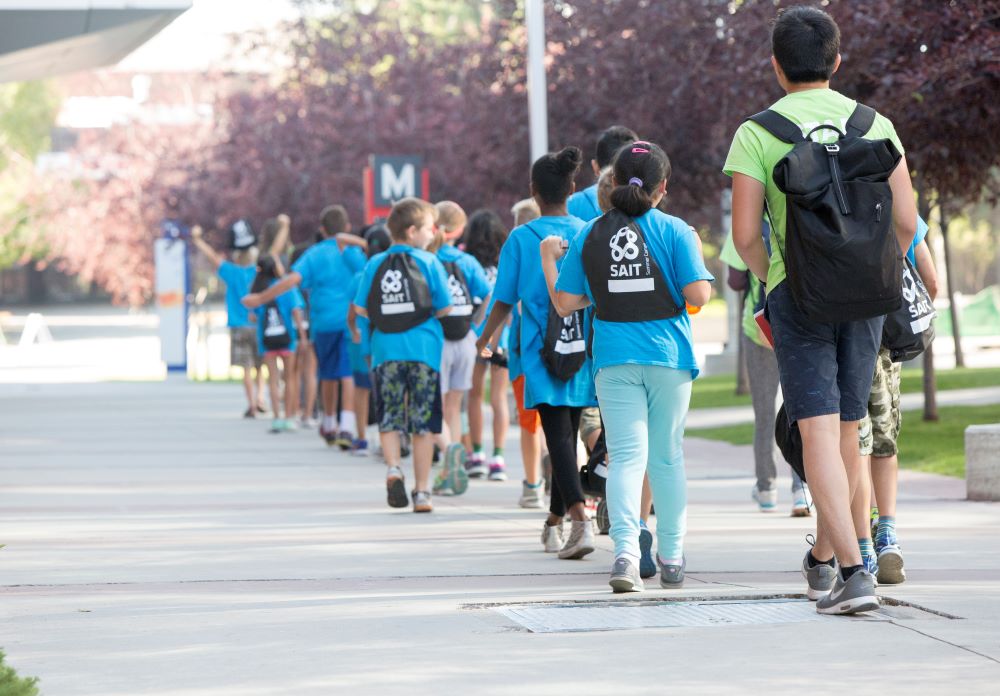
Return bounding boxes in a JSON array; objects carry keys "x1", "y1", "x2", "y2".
[
  {"x1": 845, "y1": 103, "x2": 877, "y2": 138},
  {"x1": 744, "y1": 110, "x2": 805, "y2": 144}
]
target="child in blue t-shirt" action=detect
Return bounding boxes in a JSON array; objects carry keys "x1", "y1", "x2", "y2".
[
  {"x1": 429, "y1": 201, "x2": 494, "y2": 491},
  {"x1": 477, "y1": 147, "x2": 598, "y2": 561},
  {"x1": 544, "y1": 141, "x2": 713, "y2": 592},
  {"x1": 353, "y1": 198, "x2": 454, "y2": 514},
  {"x1": 251, "y1": 255, "x2": 307, "y2": 433},
  {"x1": 190, "y1": 223, "x2": 265, "y2": 418},
  {"x1": 566, "y1": 125, "x2": 638, "y2": 222}
]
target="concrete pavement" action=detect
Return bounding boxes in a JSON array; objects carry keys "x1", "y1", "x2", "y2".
[{"x1": 1, "y1": 380, "x2": 999, "y2": 695}]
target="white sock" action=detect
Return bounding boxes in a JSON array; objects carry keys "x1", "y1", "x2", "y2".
[
  {"x1": 322, "y1": 415, "x2": 337, "y2": 431},
  {"x1": 340, "y1": 411, "x2": 357, "y2": 434}
]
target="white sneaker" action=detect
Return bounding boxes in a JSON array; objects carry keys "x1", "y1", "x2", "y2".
[
  {"x1": 541, "y1": 522, "x2": 564, "y2": 553},
  {"x1": 519, "y1": 481, "x2": 545, "y2": 509},
  {"x1": 558, "y1": 520, "x2": 596, "y2": 560}
]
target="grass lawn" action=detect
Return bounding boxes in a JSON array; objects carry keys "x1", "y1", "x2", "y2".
[
  {"x1": 690, "y1": 366, "x2": 1000, "y2": 411},
  {"x1": 686, "y1": 404, "x2": 1000, "y2": 478}
]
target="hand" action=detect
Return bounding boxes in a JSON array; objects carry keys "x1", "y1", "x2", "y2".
[
  {"x1": 242, "y1": 293, "x2": 262, "y2": 309},
  {"x1": 476, "y1": 335, "x2": 493, "y2": 359},
  {"x1": 540, "y1": 235, "x2": 567, "y2": 261},
  {"x1": 191, "y1": 225, "x2": 203, "y2": 240},
  {"x1": 277, "y1": 214, "x2": 290, "y2": 227}
]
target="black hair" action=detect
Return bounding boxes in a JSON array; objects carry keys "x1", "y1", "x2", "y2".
[
  {"x1": 609, "y1": 141, "x2": 672, "y2": 218},
  {"x1": 772, "y1": 6, "x2": 840, "y2": 84},
  {"x1": 250, "y1": 254, "x2": 281, "y2": 293},
  {"x1": 531, "y1": 146, "x2": 582, "y2": 206},
  {"x1": 462, "y1": 209, "x2": 508, "y2": 268},
  {"x1": 595, "y1": 125, "x2": 638, "y2": 168},
  {"x1": 363, "y1": 222, "x2": 392, "y2": 259}
]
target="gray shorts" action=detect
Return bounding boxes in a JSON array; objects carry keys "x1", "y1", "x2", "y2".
[
  {"x1": 229, "y1": 326, "x2": 260, "y2": 369},
  {"x1": 440, "y1": 332, "x2": 476, "y2": 393}
]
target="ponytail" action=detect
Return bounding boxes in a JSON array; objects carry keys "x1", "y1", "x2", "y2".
[{"x1": 609, "y1": 141, "x2": 671, "y2": 218}]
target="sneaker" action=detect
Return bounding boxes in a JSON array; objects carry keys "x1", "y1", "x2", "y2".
[
  {"x1": 638, "y1": 527, "x2": 656, "y2": 579},
  {"x1": 595, "y1": 499, "x2": 610, "y2": 535},
  {"x1": 243, "y1": 408, "x2": 256, "y2": 419},
  {"x1": 876, "y1": 544, "x2": 906, "y2": 585},
  {"x1": 282, "y1": 419, "x2": 299, "y2": 432},
  {"x1": 816, "y1": 569, "x2": 879, "y2": 615},
  {"x1": 386, "y1": 467, "x2": 408, "y2": 509},
  {"x1": 320, "y1": 428, "x2": 337, "y2": 446},
  {"x1": 300, "y1": 417, "x2": 318, "y2": 429},
  {"x1": 658, "y1": 555, "x2": 686, "y2": 589},
  {"x1": 269, "y1": 418, "x2": 284, "y2": 434},
  {"x1": 412, "y1": 489, "x2": 433, "y2": 513},
  {"x1": 541, "y1": 522, "x2": 564, "y2": 553},
  {"x1": 350, "y1": 439, "x2": 370, "y2": 457},
  {"x1": 802, "y1": 550, "x2": 838, "y2": 601},
  {"x1": 444, "y1": 443, "x2": 469, "y2": 495},
  {"x1": 487, "y1": 456, "x2": 507, "y2": 481},
  {"x1": 334, "y1": 430, "x2": 352, "y2": 450},
  {"x1": 558, "y1": 520, "x2": 596, "y2": 560},
  {"x1": 752, "y1": 485, "x2": 777, "y2": 512},
  {"x1": 861, "y1": 548, "x2": 880, "y2": 587},
  {"x1": 609, "y1": 557, "x2": 644, "y2": 593},
  {"x1": 519, "y1": 481, "x2": 545, "y2": 509},
  {"x1": 465, "y1": 451, "x2": 488, "y2": 478},
  {"x1": 256, "y1": 403, "x2": 268, "y2": 414},
  {"x1": 791, "y1": 487, "x2": 811, "y2": 517}
]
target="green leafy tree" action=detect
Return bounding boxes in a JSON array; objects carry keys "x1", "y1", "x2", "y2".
[{"x1": 0, "y1": 651, "x2": 40, "y2": 696}]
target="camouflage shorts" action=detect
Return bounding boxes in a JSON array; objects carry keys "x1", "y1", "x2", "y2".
[
  {"x1": 858, "y1": 347, "x2": 901, "y2": 457},
  {"x1": 374, "y1": 361, "x2": 443, "y2": 435}
]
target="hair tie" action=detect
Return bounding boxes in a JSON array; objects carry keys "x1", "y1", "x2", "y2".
[{"x1": 628, "y1": 177, "x2": 644, "y2": 187}]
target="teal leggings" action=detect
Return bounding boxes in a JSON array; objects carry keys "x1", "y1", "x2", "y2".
[{"x1": 595, "y1": 364, "x2": 692, "y2": 561}]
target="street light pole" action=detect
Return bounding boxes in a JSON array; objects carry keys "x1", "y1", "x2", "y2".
[{"x1": 526, "y1": 0, "x2": 548, "y2": 162}]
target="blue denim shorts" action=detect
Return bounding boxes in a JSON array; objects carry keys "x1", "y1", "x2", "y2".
[{"x1": 767, "y1": 282, "x2": 883, "y2": 424}]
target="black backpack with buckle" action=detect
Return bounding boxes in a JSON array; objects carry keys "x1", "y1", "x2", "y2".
[{"x1": 746, "y1": 104, "x2": 903, "y2": 323}]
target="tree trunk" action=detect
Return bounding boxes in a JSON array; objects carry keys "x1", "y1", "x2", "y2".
[
  {"x1": 940, "y1": 203, "x2": 966, "y2": 368},
  {"x1": 735, "y1": 290, "x2": 749, "y2": 396},
  {"x1": 915, "y1": 176, "x2": 938, "y2": 421}
]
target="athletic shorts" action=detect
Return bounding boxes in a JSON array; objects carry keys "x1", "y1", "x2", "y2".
[
  {"x1": 767, "y1": 282, "x2": 883, "y2": 424},
  {"x1": 859, "y1": 347, "x2": 902, "y2": 457},
  {"x1": 375, "y1": 361, "x2": 442, "y2": 435},
  {"x1": 353, "y1": 370, "x2": 372, "y2": 390},
  {"x1": 229, "y1": 326, "x2": 260, "y2": 370},
  {"x1": 579, "y1": 407, "x2": 603, "y2": 441},
  {"x1": 314, "y1": 330, "x2": 351, "y2": 381},
  {"x1": 440, "y1": 333, "x2": 476, "y2": 393},
  {"x1": 512, "y1": 375, "x2": 541, "y2": 435}
]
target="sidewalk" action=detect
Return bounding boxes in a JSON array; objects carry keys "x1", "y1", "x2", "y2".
[{"x1": 1, "y1": 380, "x2": 998, "y2": 695}]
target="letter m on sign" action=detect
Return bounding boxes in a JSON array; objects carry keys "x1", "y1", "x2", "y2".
[{"x1": 372, "y1": 155, "x2": 424, "y2": 207}]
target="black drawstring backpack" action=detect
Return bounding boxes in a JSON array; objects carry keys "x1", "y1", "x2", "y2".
[{"x1": 366, "y1": 253, "x2": 434, "y2": 334}]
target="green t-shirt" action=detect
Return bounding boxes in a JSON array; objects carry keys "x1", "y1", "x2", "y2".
[
  {"x1": 719, "y1": 234, "x2": 769, "y2": 348},
  {"x1": 722, "y1": 88, "x2": 904, "y2": 294}
]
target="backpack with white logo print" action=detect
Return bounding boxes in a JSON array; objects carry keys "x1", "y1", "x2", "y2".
[
  {"x1": 745, "y1": 103, "x2": 903, "y2": 323},
  {"x1": 881, "y1": 255, "x2": 936, "y2": 362},
  {"x1": 261, "y1": 300, "x2": 291, "y2": 351},
  {"x1": 228, "y1": 219, "x2": 256, "y2": 250},
  {"x1": 366, "y1": 252, "x2": 433, "y2": 333},
  {"x1": 524, "y1": 223, "x2": 587, "y2": 381},
  {"x1": 439, "y1": 260, "x2": 474, "y2": 340},
  {"x1": 581, "y1": 209, "x2": 681, "y2": 323}
]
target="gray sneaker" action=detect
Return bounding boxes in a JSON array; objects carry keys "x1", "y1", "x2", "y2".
[
  {"x1": 876, "y1": 544, "x2": 906, "y2": 585},
  {"x1": 519, "y1": 481, "x2": 545, "y2": 509},
  {"x1": 609, "y1": 557, "x2": 644, "y2": 593},
  {"x1": 816, "y1": 569, "x2": 879, "y2": 615},
  {"x1": 802, "y1": 551, "x2": 838, "y2": 601},
  {"x1": 658, "y1": 556, "x2": 685, "y2": 589},
  {"x1": 558, "y1": 520, "x2": 596, "y2": 560}
]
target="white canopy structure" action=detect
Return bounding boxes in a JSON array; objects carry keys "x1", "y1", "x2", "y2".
[{"x1": 0, "y1": 1, "x2": 190, "y2": 83}]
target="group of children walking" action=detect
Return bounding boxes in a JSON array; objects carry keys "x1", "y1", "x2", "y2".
[{"x1": 196, "y1": 4, "x2": 925, "y2": 616}]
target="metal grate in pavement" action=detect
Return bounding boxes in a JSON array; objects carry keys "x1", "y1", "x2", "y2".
[{"x1": 497, "y1": 598, "x2": 886, "y2": 633}]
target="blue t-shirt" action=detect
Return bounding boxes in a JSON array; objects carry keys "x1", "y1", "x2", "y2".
[
  {"x1": 567, "y1": 184, "x2": 601, "y2": 222},
  {"x1": 493, "y1": 215, "x2": 596, "y2": 409},
  {"x1": 347, "y1": 273, "x2": 371, "y2": 358},
  {"x1": 218, "y1": 261, "x2": 257, "y2": 328},
  {"x1": 353, "y1": 245, "x2": 452, "y2": 371},
  {"x1": 255, "y1": 282, "x2": 305, "y2": 354},
  {"x1": 291, "y1": 239, "x2": 366, "y2": 334},
  {"x1": 437, "y1": 244, "x2": 493, "y2": 325},
  {"x1": 908, "y1": 216, "x2": 928, "y2": 265},
  {"x1": 557, "y1": 209, "x2": 714, "y2": 378}
]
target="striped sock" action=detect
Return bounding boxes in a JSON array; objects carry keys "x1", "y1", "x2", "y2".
[
  {"x1": 859, "y1": 538, "x2": 876, "y2": 572},
  {"x1": 876, "y1": 516, "x2": 897, "y2": 548}
]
